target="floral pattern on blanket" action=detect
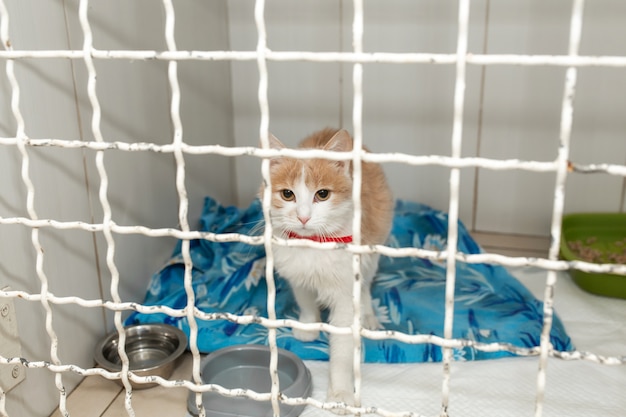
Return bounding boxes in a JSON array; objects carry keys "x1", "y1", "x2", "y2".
[{"x1": 126, "y1": 197, "x2": 573, "y2": 363}]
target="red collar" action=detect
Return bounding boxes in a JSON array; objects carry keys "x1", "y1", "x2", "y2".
[{"x1": 286, "y1": 231, "x2": 353, "y2": 244}]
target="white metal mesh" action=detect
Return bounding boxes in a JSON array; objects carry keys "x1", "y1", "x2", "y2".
[{"x1": 0, "y1": 1, "x2": 625, "y2": 417}]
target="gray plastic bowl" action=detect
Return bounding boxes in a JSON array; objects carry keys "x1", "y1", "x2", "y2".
[
  {"x1": 94, "y1": 323, "x2": 187, "y2": 389},
  {"x1": 187, "y1": 345, "x2": 312, "y2": 417}
]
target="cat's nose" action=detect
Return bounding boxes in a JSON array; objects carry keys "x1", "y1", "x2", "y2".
[{"x1": 297, "y1": 215, "x2": 310, "y2": 225}]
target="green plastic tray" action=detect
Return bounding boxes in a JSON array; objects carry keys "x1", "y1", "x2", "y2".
[{"x1": 559, "y1": 212, "x2": 626, "y2": 299}]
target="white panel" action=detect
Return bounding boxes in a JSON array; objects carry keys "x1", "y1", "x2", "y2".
[
  {"x1": 229, "y1": 0, "x2": 489, "y2": 223},
  {"x1": 62, "y1": 0, "x2": 235, "y2": 312},
  {"x1": 565, "y1": 0, "x2": 626, "y2": 214},
  {"x1": 228, "y1": 56, "x2": 261, "y2": 205},
  {"x1": 229, "y1": 0, "x2": 343, "y2": 206},
  {"x1": 360, "y1": 0, "x2": 477, "y2": 53},
  {"x1": 0, "y1": 295, "x2": 25, "y2": 392},
  {"x1": 475, "y1": 65, "x2": 564, "y2": 235},
  {"x1": 475, "y1": 0, "x2": 571, "y2": 235},
  {"x1": 2, "y1": 1, "x2": 234, "y2": 415},
  {"x1": 173, "y1": 1, "x2": 237, "y2": 214},
  {"x1": 566, "y1": 67, "x2": 626, "y2": 214},
  {"x1": 0, "y1": 2, "x2": 103, "y2": 416},
  {"x1": 63, "y1": 0, "x2": 183, "y2": 313},
  {"x1": 341, "y1": 0, "x2": 487, "y2": 227},
  {"x1": 578, "y1": 0, "x2": 626, "y2": 56},
  {"x1": 477, "y1": 0, "x2": 626, "y2": 235}
]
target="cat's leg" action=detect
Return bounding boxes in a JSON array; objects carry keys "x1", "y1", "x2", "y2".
[
  {"x1": 291, "y1": 285, "x2": 322, "y2": 342},
  {"x1": 360, "y1": 282, "x2": 382, "y2": 331},
  {"x1": 326, "y1": 298, "x2": 357, "y2": 409},
  {"x1": 360, "y1": 253, "x2": 382, "y2": 331},
  {"x1": 326, "y1": 254, "x2": 383, "y2": 408}
]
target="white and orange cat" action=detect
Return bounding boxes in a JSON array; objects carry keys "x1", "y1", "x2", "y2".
[{"x1": 264, "y1": 128, "x2": 393, "y2": 406}]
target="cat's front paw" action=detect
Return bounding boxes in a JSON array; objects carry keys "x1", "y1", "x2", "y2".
[
  {"x1": 292, "y1": 328, "x2": 320, "y2": 342},
  {"x1": 327, "y1": 390, "x2": 355, "y2": 415},
  {"x1": 362, "y1": 313, "x2": 382, "y2": 331}
]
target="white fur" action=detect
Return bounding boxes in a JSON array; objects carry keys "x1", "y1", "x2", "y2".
[
  {"x1": 294, "y1": 171, "x2": 313, "y2": 226},
  {"x1": 276, "y1": 176, "x2": 353, "y2": 239},
  {"x1": 271, "y1": 184, "x2": 381, "y2": 407}
]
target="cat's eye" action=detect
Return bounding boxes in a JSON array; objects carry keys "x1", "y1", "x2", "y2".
[
  {"x1": 280, "y1": 189, "x2": 295, "y2": 201},
  {"x1": 315, "y1": 189, "x2": 331, "y2": 201}
]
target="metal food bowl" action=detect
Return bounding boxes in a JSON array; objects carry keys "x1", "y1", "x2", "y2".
[
  {"x1": 187, "y1": 345, "x2": 313, "y2": 417},
  {"x1": 94, "y1": 323, "x2": 187, "y2": 389}
]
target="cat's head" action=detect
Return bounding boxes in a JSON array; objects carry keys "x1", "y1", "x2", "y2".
[{"x1": 262, "y1": 129, "x2": 354, "y2": 239}]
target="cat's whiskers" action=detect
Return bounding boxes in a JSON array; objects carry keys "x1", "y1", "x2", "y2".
[
  {"x1": 231, "y1": 217, "x2": 267, "y2": 260},
  {"x1": 319, "y1": 223, "x2": 345, "y2": 241},
  {"x1": 268, "y1": 215, "x2": 295, "y2": 239},
  {"x1": 318, "y1": 224, "x2": 334, "y2": 240},
  {"x1": 246, "y1": 219, "x2": 266, "y2": 237}
]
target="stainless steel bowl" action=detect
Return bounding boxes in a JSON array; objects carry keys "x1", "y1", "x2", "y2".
[{"x1": 94, "y1": 323, "x2": 187, "y2": 389}]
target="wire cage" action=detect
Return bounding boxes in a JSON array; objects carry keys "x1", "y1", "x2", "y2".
[{"x1": 1, "y1": 0, "x2": 625, "y2": 416}]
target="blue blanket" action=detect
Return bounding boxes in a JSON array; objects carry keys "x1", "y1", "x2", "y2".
[{"x1": 126, "y1": 197, "x2": 573, "y2": 362}]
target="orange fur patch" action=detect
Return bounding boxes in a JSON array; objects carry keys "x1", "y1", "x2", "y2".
[{"x1": 267, "y1": 128, "x2": 393, "y2": 245}]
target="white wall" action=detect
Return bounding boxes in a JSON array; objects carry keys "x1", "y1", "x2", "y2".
[
  {"x1": 228, "y1": 0, "x2": 626, "y2": 233},
  {"x1": 0, "y1": 1, "x2": 104, "y2": 415},
  {"x1": 341, "y1": 0, "x2": 488, "y2": 225},
  {"x1": 475, "y1": 0, "x2": 626, "y2": 234},
  {"x1": 228, "y1": 0, "x2": 346, "y2": 205},
  {"x1": 62, "y1": 0, "x2": 236, "y2": 316},
  {"x1": 0, "y1": 1, "x2": 234, "y2": 416}
]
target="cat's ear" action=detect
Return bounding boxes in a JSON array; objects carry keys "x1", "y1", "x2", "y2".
[
  {"x1": 263, "y1": 133, "x2": 285, "y2": 170},
  {"x1": 259, "y1": 133, "x2": 285, "y2": 150},
  {"x1": 324, "y1": 129, "x2": 353, "y2": 152},
  {"x1": 268, "y1": 133, "x2": 285, "y2": 150},
  {"x1": 324, "y1": 129, "x2": 352, "y2": 175}
]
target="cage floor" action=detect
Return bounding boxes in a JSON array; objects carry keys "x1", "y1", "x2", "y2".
[{"x1": 50, "y1": 232, "x2": 554, "y2": 417}]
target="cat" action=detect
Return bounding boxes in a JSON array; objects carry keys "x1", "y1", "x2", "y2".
[{"x1": 262, "y1": 127, "x2": 394, "y2": 407}]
